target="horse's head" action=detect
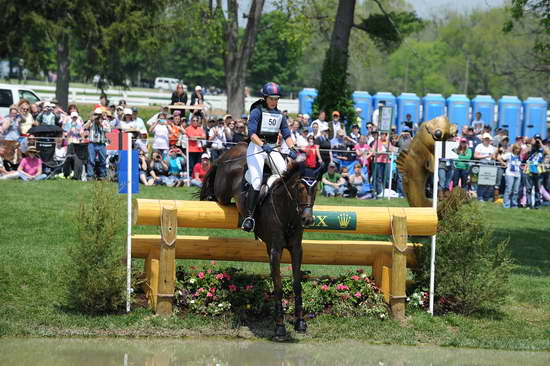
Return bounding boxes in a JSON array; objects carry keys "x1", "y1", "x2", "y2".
[{"x1": 291, "y1": 163, "x2": 323, "y2": 227}]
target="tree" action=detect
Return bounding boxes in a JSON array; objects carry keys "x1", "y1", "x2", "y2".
[{"x1": 223, "y1": 0, "x2": 265, "y2": 116}]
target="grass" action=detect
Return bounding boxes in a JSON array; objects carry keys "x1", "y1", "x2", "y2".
[{"x1": 0, "y1": 180, "x2": 549, "y2": 350}]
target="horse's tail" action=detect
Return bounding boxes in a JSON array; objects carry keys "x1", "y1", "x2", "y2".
[{"x1": 198, "y1": 162, "x2": 218, "y2": 201}]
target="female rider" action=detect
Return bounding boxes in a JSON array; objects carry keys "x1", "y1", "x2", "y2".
[{"x1": 241, "y1": 82, "x2": 298, "y2": 232}]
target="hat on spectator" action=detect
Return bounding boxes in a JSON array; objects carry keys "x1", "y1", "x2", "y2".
[
  {"x1": 195, "y1": 85, "x2": 202, "y2": 91},
  {"x1": 534, "y1": 133, "x2": 542, "y2": 139},
  {"x1": 116, "y1": 105, "x2": 124, "y2": 111},
  {"x1": 93, "y1": 107, "x2": 104, "y2": 114},
  {"x1": 328, "y1": 162, "x2": 336, "y2": 168},
  {"x1": 123, "y1": 108, "x2": 133, "y2": 116},
  {"x1": 201, "y1": 153, "x2": 210, "y2": 159},
  {"x1": 481, "y1": 133, "x2": 493, "y2": 140},
  {"x1": 27, "y1": 146, "x2": 38, "y2": 153},
  {"x1": 70, "y1": 111, "x2": 79, "y2": 118},
  {"x1": 43, "y1": 102, "x2": 54, "y2": 108},
  {"x1": 224, "y1": 114, "x2": 232, "y2": 120},
  {"x1": 303, "y1": 114, "x2": 310, "y2": 120},
  {"x1": 132, "y1": 107, "x2": 138, "y2": 113},
  {"x1": 106, "y1": 110, "x2": 113, "y2": 117},
  {"x1": 173, "y1": 110, "x2": 181, "y2": 116},
  {"x1": 332, "y1": 111, "x2": 340, "y2": 117},
  {"x1": 352, "y1": 124, "x2": 360, "y2": 130}
]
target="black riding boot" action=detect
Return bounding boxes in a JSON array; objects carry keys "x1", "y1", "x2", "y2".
[{"x1": 241, "y1": 188, "x2": 260, "y2": 232}]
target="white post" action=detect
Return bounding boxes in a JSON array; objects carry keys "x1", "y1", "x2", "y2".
[
  {"x1": 387, "y1": 152, "x2": 394, "y2": 200},
  {"x1": 126, "y1": 132, "x2": 132, "y2": 313},
  {"x1": 429, "y1": 142, "x2": 441, "y2": 315}
]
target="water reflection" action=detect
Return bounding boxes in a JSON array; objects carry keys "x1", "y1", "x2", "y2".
[{"x1": 0, "y1": 338, "x2": 548, "y2": 366}]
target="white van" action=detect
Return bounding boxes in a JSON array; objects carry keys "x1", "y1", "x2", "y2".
[
  {"x1": 0, "y1": 84, "x2": 41, "y2": 117},
  {"x1": 154, "y1": 77, "x2": 181, "y2": 91}
]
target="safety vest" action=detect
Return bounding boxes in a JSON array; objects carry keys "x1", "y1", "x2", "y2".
[{"x1": 257, "y1": 107, "x2": 282, "y2": 142}]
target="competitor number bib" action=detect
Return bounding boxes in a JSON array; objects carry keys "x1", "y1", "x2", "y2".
[{"x1": 259, "y1": 111, "x2": 282, "y2": 135}]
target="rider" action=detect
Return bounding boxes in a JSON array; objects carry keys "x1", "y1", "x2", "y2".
[{"x1": 241, "y1": 82, "x2": 298, "y2": 232}]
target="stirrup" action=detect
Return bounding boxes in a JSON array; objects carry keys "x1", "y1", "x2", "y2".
[{"x1": 241, "y1": 216, "x2": 255, "y2": 232}]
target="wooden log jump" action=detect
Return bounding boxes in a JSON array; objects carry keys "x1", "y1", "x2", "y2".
[{"x1": 132, "y1": 199, "x2": 437, "y2": 319}]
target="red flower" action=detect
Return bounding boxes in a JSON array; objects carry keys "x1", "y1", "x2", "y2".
[
  {"x1": 206, "y1": 292, "x2": 213, "y2": 297},
  {"x1": 245, "y1": 284, "x2": 253, "y2": 291},
  {"x1": 336, "y1": 284, "x2": 349, "y2": 291},
  {"x1": 351, "y1": 275, "x2": 360, "y2": 281},
  {"x1": 198, "y1": 287, "x2": 205, "y2": 293},
  {"x1": 354, "y1": 291, "x2": 362, "y2": 298},
  {"x1": 321, "y1": 285, "x2": 329, "y2": 291},
  {"x1": 228, "y1": 284, "x2": 237, "y2": 292},
  {"x1": 215, "y1": 273, "x2": 224, "y2": 280},
  {"x1": 209, "y1": 287, "x2": 217, "y2": 293},
  {"x1": 223, "y1": 273, "x2": 231, "y2": 280}
]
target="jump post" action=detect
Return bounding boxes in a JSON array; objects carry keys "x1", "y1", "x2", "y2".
[{"x1": 132, "y1": 199, "x2": 437, "y2": 319}]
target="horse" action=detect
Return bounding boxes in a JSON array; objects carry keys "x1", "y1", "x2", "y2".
[{"x1": 199, "y1": 142, "x2": 321, "y2": 339}]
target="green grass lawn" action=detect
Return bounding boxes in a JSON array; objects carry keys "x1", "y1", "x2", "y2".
[{"x1": 1, "y1": 180, "x2": 549, "y2": 350}]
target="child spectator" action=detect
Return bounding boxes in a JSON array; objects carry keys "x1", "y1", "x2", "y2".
[
  {"x1": 452, "y1": 138, "x2": 472, "y2": 189},
  {"x1": 166, "y1": 148, "x2": 187, "y2": 187}
]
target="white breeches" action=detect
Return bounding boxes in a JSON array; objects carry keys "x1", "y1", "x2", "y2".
[{"x1": 245, "y1": 142, "x2": 287, "y2": 190}]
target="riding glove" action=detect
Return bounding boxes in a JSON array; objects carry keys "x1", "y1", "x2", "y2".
[
  {"x1": 262, "y1": 144, "x2": 274, "y2": 154},
  {"x1": 288, "y1": 147, "x2": 298, "y2": 160}
]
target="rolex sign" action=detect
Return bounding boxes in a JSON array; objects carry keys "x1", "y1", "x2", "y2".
[{"x1": 306, "y1": 211, "x2": 357, "y2": 231}]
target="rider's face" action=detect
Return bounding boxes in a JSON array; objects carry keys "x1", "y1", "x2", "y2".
[{"x1": 266, "y1": 96, "x2": 279, "y2": 109}]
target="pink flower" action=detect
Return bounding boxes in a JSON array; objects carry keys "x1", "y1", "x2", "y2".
[
  {"x1": 198, "y1": 287, "x2": 205, "y2": 293},
  {"x1": 215, "y1": 273, "x2": 224, "y2": 280},
  {"x1": 321, "y1": 285, "x2": 329, "y2": 291},
  {"x1": 207, "y1": 269, "x2": 212, "y2": 274},
  {"x1": 209, "y1": 287, "x2": 217, "y2": 293},
  {"x1": 206, "y1": 292, "x2": 213, "y2": 297},
  {"x1": 336, "y1": 284, "x2": 349, "y2": 291},
  {"x1": 351, "y1": 275, "x2": 360, "y2": 281},
  {"x1": 210, "y1": 260, "x2": 217, "y2": 265},
  {"x1": 354, "y1": 291, "x2": 362, "y2": 298},
  {"x1": 245, "y1": 284, "x2": 253, "y2": 291},
  {"x1": 197, "y1": 272, "x2": 205, "y2": 279},
  {"x1": 228, "y1": 284, "x2": 237, "y2": 292},
  {"x1": 223, "y1": 272, "x2": 231, "y2": 280}
]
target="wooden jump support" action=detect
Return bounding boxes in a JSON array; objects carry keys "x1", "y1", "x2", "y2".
[{"x1": 132, "y1": 199, "x2": 437, "y2": 320}]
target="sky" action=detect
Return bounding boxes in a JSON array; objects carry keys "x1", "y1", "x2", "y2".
[{"x1": 407, "y1": 0, "x2": 508, "y2": 18}]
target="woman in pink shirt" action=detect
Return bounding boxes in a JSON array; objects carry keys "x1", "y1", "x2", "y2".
[
  {"x1": 185, "y1": 115, "x2": 206, "y2": 172},
  {"x1": 18, "y1": 146, "x2": 47, "y2": 181},
  {"x1": 354, "y1": 135, "x2": 374, "y2": 170}
]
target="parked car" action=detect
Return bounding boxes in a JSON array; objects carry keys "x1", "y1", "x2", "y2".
[
  {"x1": 0, "y1": 84, "x2": 41, "y2": 117},
  {"x1": 154, "y1": 77, "x2": 182, "y2": 91}
]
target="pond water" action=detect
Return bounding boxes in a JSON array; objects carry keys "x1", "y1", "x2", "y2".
[{"x1": 0, "y1": 338, "x2": 548, "y2": 365}]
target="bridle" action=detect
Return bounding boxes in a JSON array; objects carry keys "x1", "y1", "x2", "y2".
[{"x1": 295, "y1": 177, "x2": 318, "y2": 213}]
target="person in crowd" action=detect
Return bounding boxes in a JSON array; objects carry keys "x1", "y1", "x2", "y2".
[
  {"x1": 365, "y1": 123, "x2": 376, "y2": 144},
  {"x1": 84, "y1": 107, "x2": 110, "y2": 180},
  {"x1": 232, "y1": 121, "x2": 247, "y2": 143},
  {"x1": 1, "y1": 105, "x2": 22, "y2": 141},
  {"x1": 402, "y1": 113, "x2": 417, "y2": 135},
  {"x1": 165, "y1": 147, "x2": 187, "y2": 187},
  {"x1": 354, "y1": 134, "x2": 373, "y2": 171},
  {"x1": 17, "y1": 146, "x2": 46, "y2": 181},
  {"x1": 30, "y1": 103, "x2": 40, "y2": 120},
  {"x1": 303, "y1": 135, "x2": 323, "y2": 170},
  {"x1": 494, "y1": 139, "x2": 509, "y2": 200},
  {"x1": 209, "y1": 118, "x2": 228, "y2": 161},
  {"x1": 371, "y1": 131, "x2": 391, "y2": 197},
  {"x1": 331, "y1": 129, "x2": 354, "y2": 169},
  {"x1": 328, "y1": 111, "x2": 345, "y2": 139},
  {"x1": 114, "y1": 105, "x2": 125, "y2": 123},
  {"x1": 474, "y1": 133, "x2": 496, "y2": 201},
  {"x1": 190, "y1": 153, "x2": 210, "y2": 188},
  {"x1": 185, "y1": 115, "x2": 206, "y2": 171},
  {"x1": 301, "y1": 114, "x2": 311, "y2": 131},
  {"x1": 371, "y1": 101, "x2": 386, "y2": 130},
  {"x1": 168, "y1": 112, "x2": 185, "y2": 148},
  {"x1": 149, "y1": 151, "x2": 169, "y2": 185},
  {"x1": 349, "y1": 163, "x2": 371, "y2": 199},
  {"x1": 452, "y1": 137, "x2": 473, "y2": 190},
  {"x1": 135, "y1": 131, "x2": 149, "y2": 153},
  {"x1": 500, "y1": 144, "x2": 522, "y2": 208},
  {"x1": 171, "y1": 83, "x2": 188, "y2": 105},
  {"x1": 36, "y1": 102, "x2": 60, "y2": 126},
  {"x1": 308, "y1": 122, "x2": 321, "y2": 139},
  {"x1": 395, "y1": 127, "x2": 413, "y2": 196},
  {"x1": 350, "y1": 125, "x2": 361, "y2": 141},
  {"x1": 17, "y1": 99, "x2": 34, "y2": 134},
  {"x1": 119, "y1": 108, "x2": 137, "y2": 131},
  {"x1": 313, "y1": 110, "x2": 329, "y2": 132},
  {"x1": 543, "y1": 139, "x2": 550, "y2": 194},
  {"x1": 471, "y1": 112, "x2": 485, "y2": 135},
  {"x1": 465, "y1": 126, "x2": 481, "y2": 150},
  {"x1": 64, "y1": 111, "x2": 84, "y2": 143},
  {"x1": 322, "y1": 162, "x2": 347, "y2": 197},
  {"x1": 138, "y1": 149, "x2": 154, "y2": 186},
  {"x1": 524, "y1": 134, "x2": 545, "y2": 209},
  {"x1": 132, "y1": 108, "x2": 147, "y2": 134},
  {"x1": 223, "y1": 115, "x2": 234, "y2": 142},
  {"x1": 191, "y1": 85, "x2": 205, "y2": 106},
  {"x1": 150, "y1": 114, "x2": 170, "y2": 158},
  {"x1": 0, "y1": 144, "x2": 19, "y2": 179}
]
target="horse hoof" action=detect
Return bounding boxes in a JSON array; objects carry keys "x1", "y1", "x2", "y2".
[
  {"x1": 274, "y1": 324, "x2": 287, "y2": 340},
  {"x1": 294, "y1": 319, "x2": 307, "y2": 333}
]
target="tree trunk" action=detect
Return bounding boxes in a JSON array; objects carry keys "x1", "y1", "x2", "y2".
[
  {"x1": 224, "y1": 0, "x2": 265, "y2": 116},
  {"x1": 55, "y1": 31, "x2": 70, "y2": 111},
  {"x1": 329, "y1": 0, "x2": 356, "y2": 62}
]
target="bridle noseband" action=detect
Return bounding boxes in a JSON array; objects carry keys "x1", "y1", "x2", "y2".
[{"x1": 296, "y1": 177, "x2": 318, "y2": 211}]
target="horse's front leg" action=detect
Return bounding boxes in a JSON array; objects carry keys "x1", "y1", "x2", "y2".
[
  {"x1": 268, "y1": 245, "x2": 286, "y2": 339},
  {"x1": 290, "y1": 241, "x2": 307, "y2": 333}
]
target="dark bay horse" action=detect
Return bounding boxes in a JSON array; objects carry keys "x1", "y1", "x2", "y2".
[{"x1": 199, "y1": 142, "x2": 320, "y2": 338}]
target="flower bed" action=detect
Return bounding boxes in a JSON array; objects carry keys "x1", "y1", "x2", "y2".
[{"x1": 174, "y1": 262, "x2": 389, "y2": 319}]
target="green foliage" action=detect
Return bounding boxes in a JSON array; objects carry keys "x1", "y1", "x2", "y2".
[
  {"x1": 64, "y1": 182, "x2": 126, "y2": 315},
  {"x1": 175, "y1": 263, "x2": 388, "y2": 319},
  {"x1": 413, "y1": 189, "x2": 515, "y2": 315},
  {"x1": 313, "y1": 50, "x2": 356, "y2": 127}
]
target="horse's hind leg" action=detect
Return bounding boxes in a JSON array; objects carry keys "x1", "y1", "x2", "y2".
[
  {"x1": 290, "y1": 243, "x2": 307, "y2": 333},
  {"x1": 268, "y1": 245, "x2": 286, "y2": 339}
]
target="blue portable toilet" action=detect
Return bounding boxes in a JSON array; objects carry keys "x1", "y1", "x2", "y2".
[
  {"x1": 397, "y1": 93, "x2": 420, "y2": 133},
  {"x1": 446, "y1": 94, "x2": 471, "y2": 130},
  {"x1": 472, "y1": 95, "x2": 496, "y2": 130},
  {"x1": 298, "y1": 88, "x2": 317, "y2": 116},
  {"x1": 352, "y1": 91, "x2": 372, "y2": 135},
  {"x1": 497, "y1": 96, "x2": 522, "y2": 142},
  {"x1": 422, "y1": 93, "x2": 446, "y2": 122},
  {"x1": 522, "y1": 97, "x2": 548, "y2": 139},
  {"x1": 372, "y1": 92, "x2": 397, "y2": 129}
]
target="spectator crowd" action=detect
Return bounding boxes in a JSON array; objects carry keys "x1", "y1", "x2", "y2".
[{"x1": 1, "y1": 88, "x2": 549, "y2": 209}]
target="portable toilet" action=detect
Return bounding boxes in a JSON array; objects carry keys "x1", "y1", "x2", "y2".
[
  {"x1": 446, "y1": 94, "x2": 471, "y2": 130},
  {"x1": 522, "y1": 97, "x2": 548, "y2": 139},
  {"x1": 472, "y1": 95, "x2": 496, "y2": 131},
  {"x1": 397, "y1": 93, "x2": 420, "y2": 132},
  {"x1": 372, "y1": 92, "x2": 397, "y2": 129},
  {"x1": 352, "y1": 91, "x2": 372, "y2": 135},
  {"x1": 298, "y1": 88, "x2": 317, "y2": 116},
  {"x1": 422, "y1": 93, "x2": 446, "y2": 122},
  {"x1": 497, "y1": 96, "x2": 522, "y2": 142}
]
